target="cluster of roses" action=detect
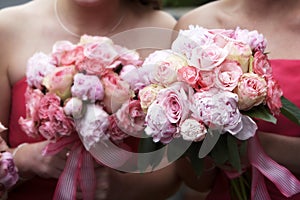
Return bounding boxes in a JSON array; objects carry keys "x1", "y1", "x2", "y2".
[
  {"x1": 19, "y1": 35, "x2": 145, "y2": 150},
  {"x1": 139, "y1": 26, "x2": 282, "y2": 144}
]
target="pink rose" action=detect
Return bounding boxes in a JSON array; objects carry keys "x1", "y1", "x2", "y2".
[
  {"x1": 75, "y1": 104, "x2": 109, "y2": 150},
  {"x1": 142, "y1": 50, "x2": 188, "y2": 86},
  {"x1": 180, "y1": 118, "x2": 206, "y2": 142},
  {"x1": 43, "y1": 65, "x2": 76, "y2": 101},
  {"x1": 195, "y1": 70, "x2": 216, "y2": 91},
  {"x1": 177, "y1": 65, "x2": 200, "y2": 85},
  {"x1": 115, "y1": 100, "x2": 146, "y2": 137},
  {"x1": 52, "y1": 41, "x2": 84, "y2": 66},
  {"x1": 71, "y1": 73, "x2": 104, "y2": 102},
  {"x1": 236, "y1": 73, "x2": 267, "y2": 110},
  {"x1": 156, "y1": 84, "x2": 190, "y2": 124},
  {"x1": 266, "y1": 78, "x2": 283, "y2": 115},
  {"x1": 0, "y1": 152, "x2": 18, "y2": 190},
  {"x1": 138, "y1": 84, "x2": 163, "y2": 112},
  {"x1": 225, "y1": 40, "x2": 252, "y2": 73},
  {"x1": 215, "y1": 60, "x2": 243, "y2": 91},
  {"x1": 76, "y1": 58, "x2": 108, "y2": 76},
  {"x1": 190, "y1": 44, "x2": 228, "y2": 70},
  {"x1": 145, "y1": 104, "x2": 179, "y2": 144},
  {"x1": 252, "y1": 51, "x2": 272, "y2": 78},
  {"x1": 106, "y1": 115, "x2": 129, "y2": 143},
  {"x1": 38, "y1": 93, "x2": 75, "y2": 140},
  {"x1": 26, "y1": 52, "x2": 56, "y2": 89},
  {"x1": 101, "y1": 72, "x2": 133, "y2": 113}
]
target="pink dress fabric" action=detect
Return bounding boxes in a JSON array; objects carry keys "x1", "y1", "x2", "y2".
[
  {"x1": 206, "y1": 59, "x2": 300, "y2": 199},
  {"x1": 8, "y1": 77, "x2": 57, "y2": 200}
]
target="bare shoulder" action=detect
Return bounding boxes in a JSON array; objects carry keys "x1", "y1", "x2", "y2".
[
  {"x1": 175, "y1": 1, "x2": 224, "y2": 31},
  {"x1": 131, "y1": 3, "x2": 176, "y2": 29}
]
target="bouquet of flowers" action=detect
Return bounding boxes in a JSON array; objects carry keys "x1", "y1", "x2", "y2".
[
  {"x1": 18, "y1": 35, "x2": 144, "y2": 200},
  {"x1": 138, "y1": 25, "x2": 300, "y2": 199},
  {"x1": 0, "y1": 124, "x2": 19, "y2": 200}
]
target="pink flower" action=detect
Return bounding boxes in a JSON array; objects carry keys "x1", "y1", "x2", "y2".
[
  {"x1": 180, "y1": 118, "x2": 206, "y2": 142},
  {"x1": 142, "y1": 50, "x2": 188, "y2": 86},
  {"x1": 120, "y1": 65, "x2": 148, "y2": 92},
  {"x1": 19, "y1": 88, "x2": 44, "y2": 138},
  {"x1": 145, "y1": 104, "x2": 179, "y2": 144},
  {"x1": 75, "y1": 104, "x2": 109, "y2": 150},
  {"x1": 234, "y1": 27, "x2": 267, "y2": 52},
  {"x1": 190, "y1": 44, "x2": 228, "y2": 70},
  {"x1": 63, "y1": 97, "x2": 84, "y2": 119},
  {"x1": 236, "y1": 73, "x2": 267, "y2": 110},
  {"x1": 38, "y1": 93, "x2": 75, "y2": 140},
  {"x1": 156, "y1": 83, "x2": 190, "y2": 124},
  {"x1": 0, "y1": 152, "x2": 18, "y2": 190},
  {"x1": 76, "y1": 58, "x2": 108, "y2": 76},
  {"x1": 191, "y1": 88, "x2": 241, "y2": 132},
  {"x1": 215, "y1": 60, "x2": 243, "y2": 91},
  {"x1": 139, "y1": 84, "x2": 164, "y2": 112},
  {"x1": 52, "y1": 41, "x2": 84, "y2": 66},
  {"x1": 266, "y1": 78, "x2": 283, "y2": 115},
  {"x1": 43, "y1": 65, "x2": 76, "y2": 101},
  {"x1": 224, "y1": 40, "x2": 252, "y2": 73},
  {"x1": 114, "y1": 45, "x2": 143, "y2": 67},
  {"x1": 71, "y1": 73, "x2": 104, "y2": 102},
  {"x1": 177, "y1": 65, "x2": 200, "y2": 85},
  {"x1": 106, "y1": 115, "x2": 129, "y2": 143},
  {"x1": 195, "y1": 70, "x2": 216, "y2": 91},
  {"x1": 115, "y1": 100, "x2": 146, "y2": 137},
  {"x1": 26, "y1": 52, "x2": 56, "y2": 89},
  {"x1": 101, "y1": 72, "x2": 133, "y2": 113},
  {"x1": 252, "y1": 51, "x2": 273, "y2": 78}
]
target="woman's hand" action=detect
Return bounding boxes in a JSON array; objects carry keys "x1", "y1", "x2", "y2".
[{"x1": 13, "y1": 140, "x2": 68, "y2": 179}]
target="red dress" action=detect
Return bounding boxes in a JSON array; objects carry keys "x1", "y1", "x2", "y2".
[
  {"x1": 8, "y1": 77, "x2": 57, "y2": 200},
  {"x1": 206, "y1": 60, "x2": 300, "y2": 199}
]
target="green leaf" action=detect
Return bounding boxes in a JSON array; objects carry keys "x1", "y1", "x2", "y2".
[
  {"x1": 167, "y1": 138, "x2": 192, "y2": 162},
  {"x1": 227, "y1": 135, "x2": 241, "y2": 172},
  {"x1": 185, "y1": 143, "x2": 204, "y2": 176},
  {"x1": 198, "y1": 129, "x2": 221, "y2": 158},
  {"x1": 210, "y1": 135, "x2": 229, "y2": 165},
  {"x1": 242, "y1": 105, "x2": 277, "y2": 124},
  {"x1": 281, "y1": 96, "x2": 300, "y2": 125}
]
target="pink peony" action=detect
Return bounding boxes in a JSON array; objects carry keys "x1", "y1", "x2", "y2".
[
  {"x1": 43, "y1": 65, "x2": 76, "y2": 101},
  {"x1": 195, "y1": 70, "x2": 216, "y2": 91},
  {"x1": 145, "y1": 104, "x2": 179, "y2": 144},
  {"x1": 38, "y1": 93, "x2": 75, "y2": 140},
  {"x1": 52, "y1": 41, "x2": 84, "y2": 66},
  {"x1": 215, "y1": 60, "x2": 243, "y2": 91},
  {"x1": 236, "y1": 73, "x2": 267, "y2": 110},
  {"x1": 63, "y1": 97, "x2": 84, "y2": 119},
  {"x1": 180, "y1": 118, "x2": 207, "y2": 142},
  {"x1": 234, "y1": 27, "x2": 267, "y2": 52},
  {"x1": 71, "y1": 73, "x2": 104, "y2": 102},
  {"x1": 120, "y1": 65, "x2": 149, "y2": 92},
  {"x1": 75, "y1": 104, "x2": 109, "y2": 150},
  {"x1": 26, "y1": 52, "x2": 56, "y2": 89}
]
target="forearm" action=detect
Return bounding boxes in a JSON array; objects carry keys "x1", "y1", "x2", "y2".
[
  {"x1": 107, "y1": 163, "x2": 181, "y2": 200},
  {"x1": 175, "y1": 157, "x2": 217, "y2": 193},
  {"x1": 258, "y1": 131, "x2": 300, "y2": 174}
]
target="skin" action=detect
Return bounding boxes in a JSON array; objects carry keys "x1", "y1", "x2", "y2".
[
  {"x1": 174, "y1": 0, "x2": 300, "y2": 177},
  {"x1": 0, "y1": 0, "x2": 181, "y2": 199}
]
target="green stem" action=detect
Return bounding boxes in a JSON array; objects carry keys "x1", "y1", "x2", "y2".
[
  {"x1": 231, "y1": 179, "x2": 244, "y2": 200},
  {"x1": 239, "y1": 176, "x2": 247, "y2": 200}
]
